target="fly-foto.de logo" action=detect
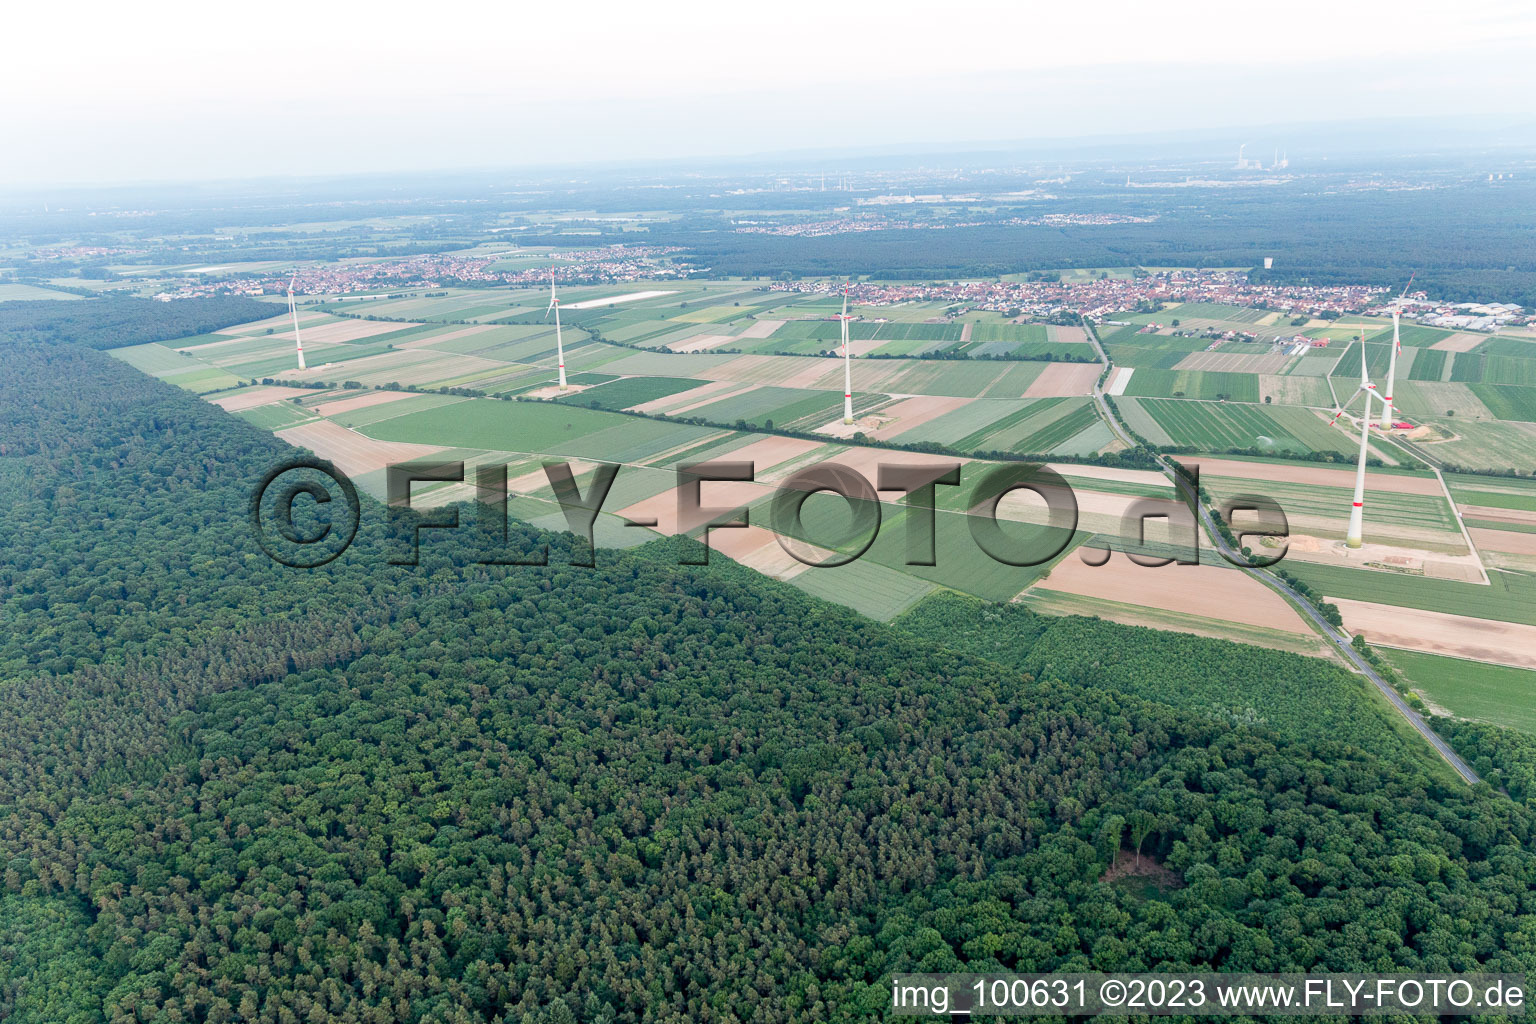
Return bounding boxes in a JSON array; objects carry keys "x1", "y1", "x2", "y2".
[{"x1": 251, "y1": 456, "x2": 1289, "y2": 571}]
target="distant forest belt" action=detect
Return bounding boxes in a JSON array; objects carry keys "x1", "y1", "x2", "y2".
[{"x1": 509, "y1": 185, "x2": 1536, "y2": 304}]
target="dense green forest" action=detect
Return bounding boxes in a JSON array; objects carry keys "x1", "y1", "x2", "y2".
[
  {"x1": 895, "y1": 593, "x2": 1422, "y2": 765},
  {"x1": 1431, "y1": 719, "x2": 1536, "y2": 805},
  {"x1": 0, "y1": 296, "x2": 279, "y2": 350},
  {"x1": 3, "y1": 342, "x2": 1536, "y2": 1023}
]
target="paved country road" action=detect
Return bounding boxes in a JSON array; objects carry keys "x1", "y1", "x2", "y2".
[{"x1": 1081, "y1": 318, "x2": 1481, "y2": 785}]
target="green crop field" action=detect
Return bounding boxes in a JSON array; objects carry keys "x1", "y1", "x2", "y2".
[
  {"x1": 1140, "y1": 399, "x2": 1351, "y2": 453},
  {"x1": 1203, "y1": 476, "x2": 1461, "y2": 535},
  {"x1": 1105, "y1": 336, "x2": 1210, "y2": 369},
  {"x1": 1408, "y1": 348, "x2": 1448, "y2": 381},
  {"x1": 558, "y1": 376, "x2": 702, "y2": 411},
  {"x1": 1011, "y1": 403, "x2": 1101, "y2": 454},
  {"x1": 688, "y1": 386, "x2": 831, "y2": 427},
  {"x1": 1393, "y1": 325, "x2": 1454, "y2": 347},
  {"x1": 1164, "y1": 302, "x2": 1271, "y2": 323},
  {"x1": 1469, "y1": 384, "x2": 1536, "y2": 421},
  {"x1": 1446, "y1": 480, "x2": 1536, "y2": 512},
  {"x1": 781, "y1": 558, "x2": 936, "y2": 621},
  {"x1": 1452, "y1": 353, "x2": 1536, "y2": 386},
  {"x1": 1121, "y1": 368, "x2": 1260, "y2": 402},
  {"x1": 1423, "y1": 419, "x2": 1536, "y2": 472},
  {"x1": 359, "y1": 395, "x2": 707, "y2": 459},
  {"x1": 970, "y1": 323, "x2": 1049, "y2": 344},
  {"x1": 947, "y1": 398, "x2": 1064, "y2": 450},
  {"x1": 237, "y1": 404, "x2": 316, "y2": 431},
  {"x1": 1287, "y1": 559, "x2": 1536, "y2": 626},
  {"x1": 898, "y1": 399, "x2": 1031, "y2": 445},
  {"x1": 1471, "y1": 336, "x2": 1536, "y2": 359},
  {"x1": 1329, "y1": 340, "x2": 1398, "y2": 380},
  {"x1": 110, "y1": 342, "x2": 205, "y2": 376},
  {"x1": 1113, "y1": 397, "x2": 1175, "y2": 444},
  {"x1": 164, "y1": 368, "x2": 243, "y2": 394},
  {"x1": 0, "y1": 282, "x2": 87, "y2": 302},
  {"x1": 1384, "y1": 649, "x2": 1536, "y2": 733}
]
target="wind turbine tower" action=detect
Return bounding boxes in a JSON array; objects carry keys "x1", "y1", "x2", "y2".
[
  {"x1": 836, "y1": 283, "x2": 855, "y2": 424},
  {"x1": 1329, "y1": 341, "x2": 1380, "y2": 548},
  {"x1": 287, "y1": 273, "x2": 307, "y2": 371},
  {"x1": 546, "y1": 272, "x2": 568, "y2": 390},
  {"x1": 1380, "y1": 273, "x2": 1415, "y2": 429}
]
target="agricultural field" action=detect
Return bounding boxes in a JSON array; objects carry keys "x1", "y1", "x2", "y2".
[
  {"x1": 108, "y1": 286, "x2": 1535, "y2": 685},
  {"x1": 1137, "y1": 399, "x2": 1355, "y2": 454},
  {"x1": 1120, "y1": 368, "x2": 1261, "y2": 402},
  {"x1": 1385, "y1": 650, "x2": 1536, "y2": 734},
  {"x1": 0, "y1": 282, "x2": 87, "y2": 302}
]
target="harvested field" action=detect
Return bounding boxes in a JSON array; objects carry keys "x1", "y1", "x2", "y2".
[
  {"x1": 1431, "y1": 332, "x2": 1486, "y2": 352},
  {"x1": 1330, "y1": 598, "x2": 1536, "y2": 669},
  {"x1": 313, "y1": 390, "x2": 423, "y2": 417},
  {"x1": 668, "y1": 334, "x2": 737, "y2": 353},
  {"x1": 1046, "y1": 324, "x2": 1089, "y2": 344},
  {"x1": 712, "y1": 525, "x2": 821, "y2": 580},
  {"x1": 1173, "y1": 350, "x2": 1292, "y2": 374},
  {"x1": 740, "y1": 319, "x2": 783, "y2": 339},
  {"x1": 268, "y1": 318, "x2": 424, "y2": 346},
  {"x1": 1469, "y1": 527, "x2": 1536, "y2": 556},
  {"x1": 275, "y1": 420, "x2": 446, "y2": 481},
  {"x1": 210, "y1": 386, "x2": 314, "y2": 412},
  {"x1": 562, "y1": 289, "x2": 678, "y2": 310},
  {"x1": 1186, "y1": 457, "x2": 1444, "y2": 495},
  {"x1": 1022, "y1": 362, "x2": 1101, "y2": 398},
  {"x1": 1032, "y1": 550, "x2": 1311, "y2": 631},
  {"x1": 869, "y1": 396, "x2": 973, "y2": 440},
  {"x1": 645, "y1": 380, "x2": 754, "y2": 416},
  {"x1": 1459, "y1": 504, "x2": 1536, "y2": 526},
  {"x1": 1107, "y1": 367, "x2": 1134, "y2": 396}
]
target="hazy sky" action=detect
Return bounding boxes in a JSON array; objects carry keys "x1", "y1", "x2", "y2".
[{"x1": 7, "y1": 0, "x2": 1535, "y2": 186}]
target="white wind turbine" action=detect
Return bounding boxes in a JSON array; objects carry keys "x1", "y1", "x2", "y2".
[
  {"x1": 545, "y1": 272, "x2": 568, "y2": 391},
  {"x1": 1329, "y1": 335, "x2": 1380, "y2": 548},
  {"x1": 287, "y1": 272, "x2": 307, "y2": 371},
  {"x1": 834, "y1": 283, "x2": 855, "y2": 424},
  {"x1": 1379, "y1": 272, "x2": 1416, "y2": 430}
]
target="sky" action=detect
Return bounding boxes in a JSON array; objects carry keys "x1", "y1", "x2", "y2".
[{"x1": 7, "y1": 0, "x2": 1536, "y2": 187}]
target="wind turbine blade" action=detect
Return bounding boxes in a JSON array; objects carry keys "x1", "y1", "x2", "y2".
[{"x1": 1328, "y1": 387, "x2": 1367, "y2": 427}]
